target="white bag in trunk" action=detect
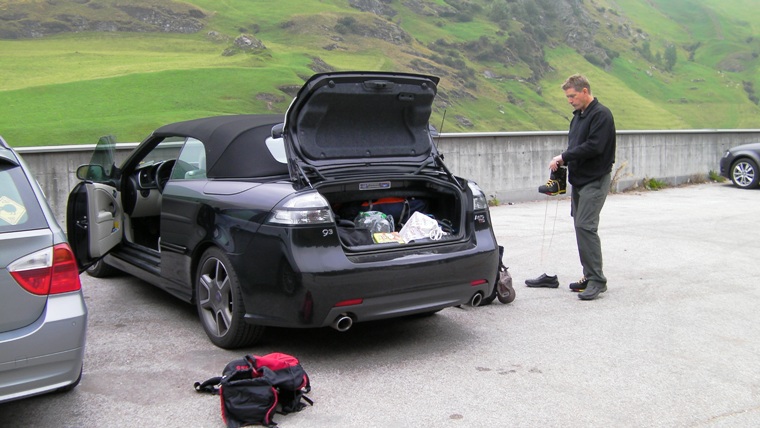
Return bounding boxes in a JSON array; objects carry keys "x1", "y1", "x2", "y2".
[{"x1": 399, "y1": 211, "x2": 444, "y2": 242}]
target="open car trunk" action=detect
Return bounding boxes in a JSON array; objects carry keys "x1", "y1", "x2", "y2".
[
  {"x1": 317, "y1": 175, "x2": 466, "y2": 250},
  {"x1": 281, "y1": 72, "x2": 474, "y2": 251}
]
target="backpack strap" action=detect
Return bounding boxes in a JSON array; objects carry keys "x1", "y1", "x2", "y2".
[
  {"x1": 398, "y1": 199, "x2": 410, "y2": 227},
  {"x1": 194, "y1": 376, "x2": 223, "y2": 394}
]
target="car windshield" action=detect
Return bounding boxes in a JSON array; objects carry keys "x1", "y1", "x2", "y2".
[{"x1": 137, "y1": 138, "x2": 184, "y2": 168}]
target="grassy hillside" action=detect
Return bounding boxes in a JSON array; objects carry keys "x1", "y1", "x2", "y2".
[{"x1": 1, "y1": 0, "x2": 759, "y2": 146}]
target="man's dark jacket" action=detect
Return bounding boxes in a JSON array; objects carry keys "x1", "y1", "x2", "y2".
[{"x1": 561, "y1": 98, "x2": 616, "y2": 187}]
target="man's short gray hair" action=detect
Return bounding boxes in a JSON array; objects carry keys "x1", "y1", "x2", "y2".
[{"x1": 561, "y1": 74, "x2": 591, "y2": 93}]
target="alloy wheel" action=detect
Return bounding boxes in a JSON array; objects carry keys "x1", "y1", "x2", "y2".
[
  {"x1": 732, "y1": 160, "x2": 757, "y2": 188},
  {"x1": 197, "y1": 256, "x2": 233, "y2": 338}
]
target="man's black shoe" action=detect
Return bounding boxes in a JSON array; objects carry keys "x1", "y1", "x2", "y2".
[
  {"x1": 525, "y1": 273, "x2": 559, "y2": 288},
  {"x1": 578, "y1": 284, "x2": 607, "y2": 300},
  {"x1": 569, "y1": 276, "x2": 589, "y2": 292}
]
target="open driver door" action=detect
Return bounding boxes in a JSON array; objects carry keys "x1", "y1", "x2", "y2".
[{"x1": 67, "y1": 167, "x2": 123, "y2": 273}]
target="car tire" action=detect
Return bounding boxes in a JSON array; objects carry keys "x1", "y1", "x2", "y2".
[
  {"x1": 730, "y1": 158, "x2": 759, "y2": 189},
  {"x1": 86, "y1": 259, "x2": 119, "y2": 278},
  {"x1": 195, "y1": 247, "x2": 265, "y2": 349}
]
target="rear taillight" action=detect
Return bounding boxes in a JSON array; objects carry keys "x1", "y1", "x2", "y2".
[
  {"x1": 468, "y1": 181, "x2": 489, "y2": 211},
  {"x1": 267, "y1": 192, "x2": 335, "y2": 225},
  {"x1": 8, "y1": 243, "x2": 82, "y2": 295}
]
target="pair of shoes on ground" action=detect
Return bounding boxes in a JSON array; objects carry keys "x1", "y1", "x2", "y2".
[
  {"x1": 538, "y1": 166, "x2": 567, "y2": 196},
  {"x1": 526, "y1": 274, "x2": 584, "y2": 290},
  {"x1": 526, "y1": 274, "x2": 607, "y2": 300}
]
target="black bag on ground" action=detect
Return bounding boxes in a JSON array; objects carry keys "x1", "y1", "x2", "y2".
[
  {"x1": 219, "y1": 371, "x2": 278, "y2": 427},
  {"x1": 195, "y1": 353, "x2": 313, "y2": 427}
]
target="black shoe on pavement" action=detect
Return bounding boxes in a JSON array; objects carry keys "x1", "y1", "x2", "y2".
[
  {"x1": 525, "y1": 273, "x2": 559, "y2": 288},
  {"x1": 569, "y1": 276, "x2": 589, "y2": 292},
  {"x1": 578, "y1": 283, "x2": 607, "y2": 300}
]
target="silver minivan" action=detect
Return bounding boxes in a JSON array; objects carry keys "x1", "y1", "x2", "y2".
[{"x1": 0, "y1": 137, "x2": 87, "y2": 403}]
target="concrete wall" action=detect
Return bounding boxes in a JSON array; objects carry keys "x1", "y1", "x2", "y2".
[
  {"x1": 436, "y1": 129, "x2": 759, "y2": 203},
  {"x1": 16, "y1": 130, "x2": 760, "y2": 227}
]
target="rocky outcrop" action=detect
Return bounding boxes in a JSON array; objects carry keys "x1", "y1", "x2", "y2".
[
  {"x1": 234, "y1": 34, "x2": 266, "y2": 50},
  {"x1": 348, "y1": 0, "x2": 397, "y2": 18},
  {"x1": 222, "y1": 34, "x2": 267, "y2": 56},
  {"x1": 308, "y1": 57, "x2": 336, "y2": 74},
  {"x1": 0, "y1": 1, "x2": 206, "y2": 39},
  {"x1": 337, "y1": 15, "x2": 411, "y2": 45},
  {"x1": 403, "y1": 0, "x2": 457, "y2": 17},
  {"x1": 116, "y1": 5, "x2": 204, "y2": 33}
]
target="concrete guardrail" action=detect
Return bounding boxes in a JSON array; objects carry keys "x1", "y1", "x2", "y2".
[{"x1": 15, "y1": 129, "x2": 760, "y2": 227}]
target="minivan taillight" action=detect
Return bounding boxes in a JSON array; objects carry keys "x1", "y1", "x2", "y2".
[{"x1": 8, "y1": 243, "x2": 82, "y2": 295}]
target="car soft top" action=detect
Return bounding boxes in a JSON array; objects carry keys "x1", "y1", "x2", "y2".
[{"x1": 152, "y1": 114, "x2": 286, "y2": 178}]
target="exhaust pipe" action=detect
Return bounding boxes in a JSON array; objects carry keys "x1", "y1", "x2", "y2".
[
  {"x1": 331, "y1": 314, "x2": 354, "y2": 332},
  {"x1": 470, "y1": 292, "x2": 483, "y2": 307}
]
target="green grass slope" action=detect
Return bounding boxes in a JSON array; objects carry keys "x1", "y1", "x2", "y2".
[{"x1": 0, "y1": 0, "x2": 758, "y2": 146}]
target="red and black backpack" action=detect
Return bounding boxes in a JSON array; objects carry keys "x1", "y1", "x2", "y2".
[{"x1": 195, "y1": 353, "x2": 312, "y2": 427}]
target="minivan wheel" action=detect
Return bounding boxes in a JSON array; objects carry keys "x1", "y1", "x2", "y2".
[
  {"x1": 196, "y1": 247, "x2": 265, "y2": 349},
  {"x1": 731, "y1": 158, "x2": 759, "y2": 189}
]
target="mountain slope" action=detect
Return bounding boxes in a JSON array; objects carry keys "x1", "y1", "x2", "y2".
[{"x1": 0, "y1": 0, "x2": 758, "y2": 146}]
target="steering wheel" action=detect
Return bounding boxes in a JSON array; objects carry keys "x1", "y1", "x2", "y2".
[{"x1": 155, "y1": 159, "x2": 176, "y2": 193}]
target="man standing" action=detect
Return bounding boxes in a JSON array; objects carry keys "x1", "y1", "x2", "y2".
[{"x1": 549, "y1": 74, "x2": 616, "y2": 301}]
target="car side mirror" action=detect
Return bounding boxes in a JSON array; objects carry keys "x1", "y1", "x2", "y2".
[
  {"x1": 76, "y1": 164, "x2": 106, "y2": 181},
  {"x1": 271, "y1": 123, "x2": 284, "y2": 139}
]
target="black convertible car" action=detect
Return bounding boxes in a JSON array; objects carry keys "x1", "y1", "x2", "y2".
[{"x1": 67, "y1": 71, "x2": 499, "y2": 348}]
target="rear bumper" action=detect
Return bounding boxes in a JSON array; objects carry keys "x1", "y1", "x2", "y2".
[
  {"x1": 0, "y1": 292, "x2": 88, "y2": 403},
  {"x1": 321, "y1": 280, "x2": 483, "y2": 326},
  {"x1": 239, "y1": 224, "x2": 499, "y2": 328}
]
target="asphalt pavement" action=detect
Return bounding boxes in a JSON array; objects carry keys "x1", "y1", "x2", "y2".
[{"x1": 1, "y1": 182, "x2": 759, "y2": 427}]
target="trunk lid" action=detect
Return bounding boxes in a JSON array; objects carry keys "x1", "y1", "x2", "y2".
[{"x1": 283, "y1": 71, "x2": 441, "y2": 181}]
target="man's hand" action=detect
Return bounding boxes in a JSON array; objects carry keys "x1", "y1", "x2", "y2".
[{"x1": 549, "y1": 155, "x2": 564, "y2": 171}]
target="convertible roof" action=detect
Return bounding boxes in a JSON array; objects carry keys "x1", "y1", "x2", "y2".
[{"x1": 152, "y1": 114, "x2": 286, "y2": 178}]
